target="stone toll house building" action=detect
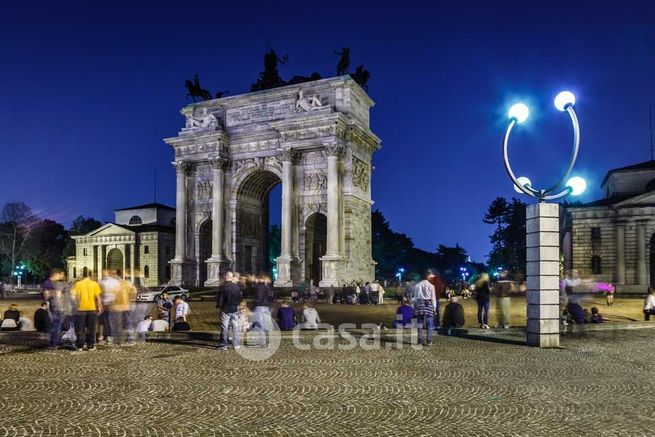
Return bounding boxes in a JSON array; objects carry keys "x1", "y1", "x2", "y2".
[
  {"x1": 165, "y1": 76, "x2": 380, "y2": 287},
  {"x1": 67, "y1": 203, "x2": 176, "y2": 287},
  {"x1": 564, "y1": 160, "x2": 655, "y2": 293}
]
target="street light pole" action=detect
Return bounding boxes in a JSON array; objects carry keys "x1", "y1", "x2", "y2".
[{"x1": 502, "y1": 91, "x2": 586, "y2": 348}]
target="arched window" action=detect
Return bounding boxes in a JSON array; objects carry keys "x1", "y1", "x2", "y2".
[
  {"x1": 144, "y1": 265, "x2": 150, "y2": 278},
  {"x1": 73, "y1": 267, "x2": 77, "y2": 278},
  {"x1": 82, "y1": 266, "x2": 88, "y2": 278},
  {"x1": 129, "y1": 215, "x2": 143, "y2": 225},
  {"x1": 591, "y1": 256, "x2": 602, "y2": 275}
]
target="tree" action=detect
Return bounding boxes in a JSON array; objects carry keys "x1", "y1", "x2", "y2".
[
  {"x1": 435, "y1": 244, "x2": 469, "y2": 284},
  {"x1": 64, "y1": 216, "x2": 103, "y2": 257},
  {"x1": 483, "y1": 197, "x2": 526, "y2": 280},
  {"x1": 267, "y1": 224, "x2": 281, "y2": 275},
  {"x1": 372, "y1": 209, "x2": 417, "y2": 279},
  {"x1": 0, "y1": 202, "x2": 37, "y2": 283},
  {"x1": 23, "y1": 219, "x2": 67, "y2": 279}
]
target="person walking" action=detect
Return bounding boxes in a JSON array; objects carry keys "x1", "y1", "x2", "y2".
[
  {"x1": 217, "y1": 271, "x2": 243, "y2": 350},
  {"x1": 495, "y1": 270, "x2": 515, "y2": 328},
  {"x1": 412, "y1": 270, "x2": 437, "y2": 345},
  {"x1": 41, "y1": 269, "x2": 67, "y2": 348},
  {"x1": 112, "y1": 278, "x2": 137, "y2": 345},
  {"x1": 70, "y1": 270, "x2": 102, "y2": 351},
  {"x1": 253, "y1": 273, "x2": 273, "y2": 347},
  {"x1": 428, "y1": 272, "x2": 446, "y2": 329},
  {"x1": 644, "y1": 287, "x2": 655, "y2": 321},
  {"x1": 99, "y1": 270, "x2": 119, "y2": 343},
  {"x1": 474, "y1": 273, "x2": 491, "y2": 329}
]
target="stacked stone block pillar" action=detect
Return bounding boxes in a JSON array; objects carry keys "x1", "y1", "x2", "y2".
[{"x1": 526, "y1": 203, "x2": 560, "y2": 348}]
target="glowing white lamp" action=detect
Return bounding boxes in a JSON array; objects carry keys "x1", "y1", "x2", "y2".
[
  {"x1": 566, "y1": 176, "x2": 586, "y2": 196},
  {"x1": 508, "y1": 103, "x2": 529, "y2": 123},
  {"x1": 554, "y1": 91, "x2": 575, "y2": 111},
  {"x1": 513, "y1": 176, "x2": 532, "y2": 193}
]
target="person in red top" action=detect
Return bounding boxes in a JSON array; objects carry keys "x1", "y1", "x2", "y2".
[{"x1": 428, "y1": 271, "x2": 446, "y2": 328}]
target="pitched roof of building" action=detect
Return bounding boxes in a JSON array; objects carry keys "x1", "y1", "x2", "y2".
[
  {"x1": 114, "y1": 202, "x2": 175, "y2": 212},
  {"x1": 600, "y1": 160, "x2": 655, "y2": 187}
]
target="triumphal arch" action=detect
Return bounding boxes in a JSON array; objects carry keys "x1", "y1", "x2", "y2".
[{"x1": 164, "y1": 76, "x2": 380, "y2": 287}]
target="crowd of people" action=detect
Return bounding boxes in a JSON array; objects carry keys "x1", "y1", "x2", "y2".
[{"x1": 4, "y1": 264, "x2": 655, "y2": 351}]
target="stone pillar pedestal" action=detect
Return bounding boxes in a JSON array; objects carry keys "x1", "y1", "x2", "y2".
[{"x1": 526, "y1": 203, "x2": 560, "y2": 348}]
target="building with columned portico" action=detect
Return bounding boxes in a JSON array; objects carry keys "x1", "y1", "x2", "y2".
[
  {"x1": 563, "y1": 160, "x2": 655, "y2": 293},
  {"x1": 164, "y1": 76, "x2": 380, "y2": 288},
  {"x1": 66, "y1": 203, "x2": 176, "y2": 287}
]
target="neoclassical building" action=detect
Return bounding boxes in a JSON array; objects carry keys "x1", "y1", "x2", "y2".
[
  {"x1": 67, "y1": 203, "x2": 176, "y2": 287},
  {"x1": 563, "y1": 160, "x2": 655, "y2": 293},
  {"x1": 164, "y1": 76, "x2": 380, "y2": 287}
]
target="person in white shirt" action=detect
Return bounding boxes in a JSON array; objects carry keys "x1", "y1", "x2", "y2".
[
  {"x1": 299, "y1": 303, "x2": 321, "y2": 330},
  {"x1": 412, "y1": 270, "x2": 437, "y2": 345},
  {"x1": 136, "y1": 316, "x2": 152, "y2": 341},
  {"x1": 151, "y1": 317, "x2": 169, "y2": 332},
  {"x1": 174, "y1": 296, "x2": 189, "y2": 321},
  {"x1": 644, "y1": 287, "x2": 655, "y2": 321}
]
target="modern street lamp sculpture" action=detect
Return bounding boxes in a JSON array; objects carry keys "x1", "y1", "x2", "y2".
[{"x1": 502, "y1": 91, "x2": 586, "y2": 347}]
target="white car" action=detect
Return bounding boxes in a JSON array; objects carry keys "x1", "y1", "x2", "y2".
[{"x1": 136, "y1": 285, "x2": 188, "y2": 303}]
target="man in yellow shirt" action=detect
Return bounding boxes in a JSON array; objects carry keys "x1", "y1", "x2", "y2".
[{"x1": 71, "y1": 270, "x2": 102, "y2": 351}]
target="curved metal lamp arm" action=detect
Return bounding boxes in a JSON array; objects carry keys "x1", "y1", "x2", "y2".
[
  {"x1": 543, "y1": 105, "x2": 580, "y2": 195},
  {"x1": 502, "y1": 119, "x2": 539, "y2": 199}
]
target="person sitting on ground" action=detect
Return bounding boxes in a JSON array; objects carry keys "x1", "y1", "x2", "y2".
[
  {"x1": 277, "y1": 300, "x2": 296, "y2": 331},
  {"x1": 392, "y1": 298, "x2": 415, "y2": 328},
  {"x1": 1, "y1": 304, "x2": 22, "y2": 331},
  {"x1": 644, "y1": 287, "x2": 655, "y2": 321},
  {"x1": 34, "y1": 302, "x2": 50, "y2": 333},
  {"x1": 237, "y1": 301, "x2": 256, "y2": 333},
  {"x1": 566, "y1": 300, "x2": 586, "y2": 324},
  {"x1": 151, "y1": 314, "x2": 169, "y2": 332},
  {"x1": 299, "y1": 303, "x2": 321, "y2": 330},
  {"x1": 590, "y1": 307, "x2": 603, "y2": 324},
  {"x1": 136, "y1": 316, "x2": 152, "y2": 341},
  {"x1": 172, "y1": 317, "x2": 190, "y2": 332},
  {"x1": 291, "y1": 289, "x2": 300, "y2": 304},
  {"x1": 442, "y1": 296, "x2": 465, "y2": 336}
]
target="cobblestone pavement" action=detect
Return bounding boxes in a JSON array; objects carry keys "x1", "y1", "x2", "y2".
[{"x1": 0, "y1": 330, "x2": 654, "y2": 436}]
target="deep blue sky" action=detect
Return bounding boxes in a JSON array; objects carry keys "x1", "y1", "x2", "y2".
[{"x1": 1, "y1": 0, "x2": 654, "y2": 261}]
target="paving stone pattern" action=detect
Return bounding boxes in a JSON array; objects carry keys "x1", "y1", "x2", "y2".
[{"x1": 0, "y1": 330, "x2": 654, "y2": 436}]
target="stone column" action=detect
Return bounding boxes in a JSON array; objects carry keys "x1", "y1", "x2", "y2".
[
  {"x1": 526, "y1": 203, "x2": 560, "y2": 348},
  {"x1": 122, "y1": 244, "x2": 127, "y2": 280},
  {"x1": 615, "y1": 223, "x2": 625, "y2": 284},
  {"x1": 275, "y1": 148, "x2": 299, "y2": 287},
  {"x1": 205, "y1": 157, "x2": 228, "y2": 285},
  {"x1": 130, "y1": 243, "x2": 136, "y2": 284},
  {"x1": 170, "y1": 161, "x2": 190, "y2": 286},
  {"x1": 319, "y1": 142, "x2": 346, "y2": 288},
  {"x1": 96, "y1": 245, "x2": 103, "y2": 278},
  {"x1": 637, "y1": 222, "x2": 647, "y2": 286}
]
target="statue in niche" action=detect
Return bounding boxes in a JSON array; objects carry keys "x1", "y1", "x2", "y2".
[
  {"x1": 185, "y1": 74, "x2": 213, "y2": 102},
  {"x1": 334, "y1": 47, "x2": 350, "y2": 76},
  {"x1": 295, "y1": 89, "x2": 325, "y2": 113}
]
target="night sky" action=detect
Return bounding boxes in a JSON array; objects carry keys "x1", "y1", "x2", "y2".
[{"x1": 1, "y1": 0, "x2": 654, "y2": 261}]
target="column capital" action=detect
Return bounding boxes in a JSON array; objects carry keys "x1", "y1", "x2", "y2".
[
  {"x1": 278, "y1": 148, "x2": 300, "y2": 164},
  {"x1": 172, "y1": 160, "x2": 190, "y2": 174},
  {"x1": 324, "y1": 142, "x2": 346, "y2": 158},
  {"x1": 209, "y1": 156, "x2": 229, "y2": 171}
]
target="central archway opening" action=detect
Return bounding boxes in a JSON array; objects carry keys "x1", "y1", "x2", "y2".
[
  {"x1": 236, "y1": 170, "x2": 281, "y2": 277},
  {"x1": 106, "y1": 248, "x2": 123, "y2": 277}
]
